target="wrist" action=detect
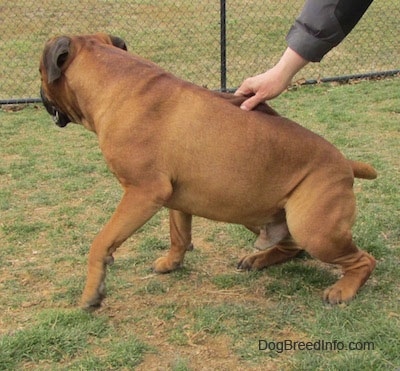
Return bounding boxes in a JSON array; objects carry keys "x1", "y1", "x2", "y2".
[{"x1": 275, "y1": 47, "x2": 309, "y2": 81}]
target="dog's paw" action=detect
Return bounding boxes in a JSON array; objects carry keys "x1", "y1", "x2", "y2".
[
  {"x1": 80, "y1": 282, "x2": 106, "y2": 311},
  {"x1": 323, "y1": 285, "x2": 355, "y2": 305},
  {"x1": 153, "y1": 256, "x2": 182, "y2": 273},
  {"x1": 237, "y1": 253, "x2": 266, "y2": 271}
]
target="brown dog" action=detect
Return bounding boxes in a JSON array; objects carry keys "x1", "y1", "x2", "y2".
[{"x1": 39, "y1": 33, "x2": 377, "y2": 310}]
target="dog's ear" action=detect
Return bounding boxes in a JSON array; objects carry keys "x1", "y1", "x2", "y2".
[
  {"x1": 44, "y1": 36, "x2": 71, "y2": 84},
  {"x1": 109, "y1": 35, "x2": 128, "y2": 51}
]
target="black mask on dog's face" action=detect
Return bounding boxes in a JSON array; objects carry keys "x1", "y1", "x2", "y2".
[
  {"x1": 40, "y1": 87, "x2": 71, "y2": 128},
  {"x1": 40, "y1": 34, "x2": 127, "y2": 128}
]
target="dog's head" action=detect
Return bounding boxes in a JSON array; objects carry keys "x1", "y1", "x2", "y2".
[{"x1": 39, "y1": 33, "x2": 127, "y2": 127}]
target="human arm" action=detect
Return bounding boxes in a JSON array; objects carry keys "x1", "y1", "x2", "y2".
[
  {"x1": 286, "y1": 0, "x2": 374, "y2": 62},
  {"x1": 235, "y1": 0, "x2": 374, "y2": 110}
]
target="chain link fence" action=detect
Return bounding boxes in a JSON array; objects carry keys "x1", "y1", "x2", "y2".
[{"x1": 1, "y1": 0, "x2": 399, "y2": 103}]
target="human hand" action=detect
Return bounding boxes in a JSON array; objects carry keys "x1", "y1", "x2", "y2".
[
  {"x1": 234, "y1": 47, "x2": 309, "y2": 110},
  {"x1": 234, "y1": 67, "x2": 292, "y2": 110}
]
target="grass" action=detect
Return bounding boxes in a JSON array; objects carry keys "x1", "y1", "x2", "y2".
[
  {"x1": 0, "y1": 78, "x2": 399, "y2": 369},
  {"x1": 0, "y1": 310, "x2": 109, "y2": 369}
]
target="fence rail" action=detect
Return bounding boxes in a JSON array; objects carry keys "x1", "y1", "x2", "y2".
[{"x1": 1, "y1": 0, "x2": 399, "y2": 103}]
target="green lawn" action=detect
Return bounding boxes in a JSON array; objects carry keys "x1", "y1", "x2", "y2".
[{"x1": 0, "y1": 78, "x2": 399, "y2": 370}]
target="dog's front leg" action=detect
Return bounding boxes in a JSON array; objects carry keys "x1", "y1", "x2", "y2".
[
  {"x1": 81, "y1": 187, "x2": 165, "y2": 310},
  {"x1": 153, "y1": 210, "x2": 193, "y2": 273}
]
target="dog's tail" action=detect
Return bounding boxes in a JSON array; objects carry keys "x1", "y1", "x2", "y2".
[{"x1": 349, "y1": 160, "x2": 378, "y2": 180}]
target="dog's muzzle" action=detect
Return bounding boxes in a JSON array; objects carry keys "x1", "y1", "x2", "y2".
[{"x1": 40, "y1": 88, "x2": 71, "y2": 128}]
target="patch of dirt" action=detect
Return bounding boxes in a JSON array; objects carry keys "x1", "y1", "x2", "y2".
[{"x1": 136, "y1": 336, "x2": 277, "y2": 371}]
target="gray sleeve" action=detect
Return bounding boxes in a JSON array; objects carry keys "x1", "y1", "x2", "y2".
[{"x1": 286, "y1": 0, "x2": 374, "y2": 62}]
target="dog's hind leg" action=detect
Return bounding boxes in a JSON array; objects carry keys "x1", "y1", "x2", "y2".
[
  {"x1": 153, "y1": 210, "x2": 193, "y2": 273},
  {"x1": 321, "y1": 243, "x2": 376, "y2": 304},
  {"x1": 285, "y1": 180, "x2": 376, "y2": 304},
  {"x1": 237, "y1": 240, "x2": 302, "y2": 270}
]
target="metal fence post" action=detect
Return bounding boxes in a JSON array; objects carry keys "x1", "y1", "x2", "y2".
[{"x1": 220, "y1": 0, "x2": 227, "y2": 92}]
